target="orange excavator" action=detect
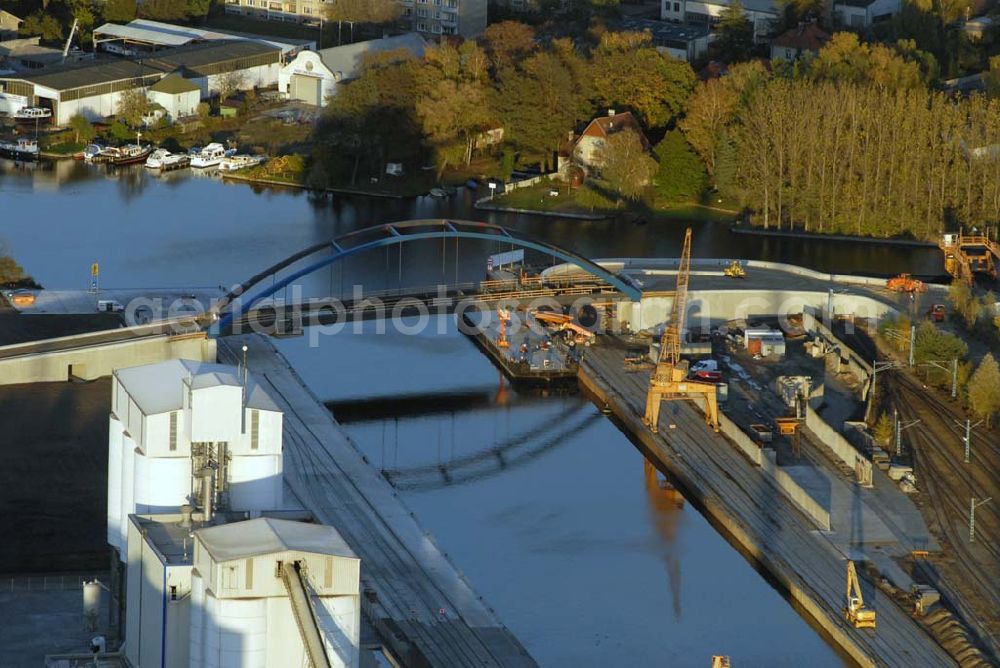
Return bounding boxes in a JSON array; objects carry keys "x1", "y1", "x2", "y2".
[
  {"x1": 644, "y1": 228, "x2": 720, "y2": 433},
  {"x1": 887, "y1": 273, "x2": 927, "y2": 293}
]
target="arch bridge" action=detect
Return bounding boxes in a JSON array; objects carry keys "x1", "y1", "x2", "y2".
[{"x1": 213, "y1": 220, "x2": 643, "y2": 333}]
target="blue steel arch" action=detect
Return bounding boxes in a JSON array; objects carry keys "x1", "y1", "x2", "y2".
[{"x1": 214, "y1": 219, "x2": 642, "y2": 331}]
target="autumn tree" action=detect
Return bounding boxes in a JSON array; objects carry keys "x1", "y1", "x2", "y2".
[
  {"x1": 116, "y1": 87, "x2": 151, "y2": 128},
  {"x1": 480, "y1": 21, "x2": 537, "y2": 73},
  {"x1": 873, "y1": 413, "x2": 893, "y2": 446},
  {"x1": 69, "y1": 113, "x2": 96, "y2": 144},
  {"x1": 595, "y1": 128, "x2": 657, "y2": 200},
  {"x1": 417, "y1": 79, "x2": 492, "y2": 174},
  {"x1": 0, "y1": 242, "x2": 26, "y2": 285},
  {"x1": 807, "y1": 33, "x2": 924, "y2": 90},
  {"x1": 590, "y1": 31, "x2": 695, "y2": 129},
  {"x1": 967, "y1": 353, "x2": 1000, "y2": 426},
  {"x1": 20, "y1": 12, "x2": 63, "y2": 41},
  {"x1": 495, "y1": 51, "x2": 577, "y2": 171},
  {"x1": 653, "y1": 130, "x2": 706, "y2": 202}
]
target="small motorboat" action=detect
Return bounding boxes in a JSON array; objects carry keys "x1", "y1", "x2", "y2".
[
  {"x1": 145, "y1": 148, "x2": 171, "y2": 169},
  {"x1": 0, "y1": 137, "x2": 39, "y2": 161},
  {"x1": 429, "y1": 187, "x2": 447, "y2": 198},
  {"x1": 94, "y1": 143, "x2": 152, "y2": 166},
  {"x1": 218, "y1": 154, "x2": 265, "y2": 172},
  {"x1": 82, "y1": 144, "x2": 104, "y2": 162}
]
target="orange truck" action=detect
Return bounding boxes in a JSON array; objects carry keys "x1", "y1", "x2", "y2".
[{"x1": 927, "y1": 304, "x2": 946, "y2": 322}]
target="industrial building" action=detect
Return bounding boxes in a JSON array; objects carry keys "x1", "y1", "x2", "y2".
[
  {"x1": 124, "y1": 513, "x2": 361, "y2": 668},
  {"x1": 619, "y1": 17, "x2": 711, "y2": 62},
  {"x1": 92, "y1": 18, "x2": 313, "y2": 57},
  {"x1": 0, "y1": 40, "x2": 282, "y2": 123},
  {"x1": 278, "y1": 33, "x2": 425, "y2": 106},
  {"x1": 107, "y1": 359, "x2": 284, "y2": 560}
]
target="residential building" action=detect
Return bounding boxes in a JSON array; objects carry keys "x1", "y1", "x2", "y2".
[
  {"x1": 573, "y1": 111, "x2": 650, "y2": 170},
  {"x1": 148, "y1": 73, "x2": 202, "y2": 120},
  {"x1": 832, "y1": 0, "x2": 901, "y2": 27},
  {"x1": 398, "y1": 0, "x2": 488, "y2": 38},
  {"x1": 107, "y1": 359, "x2": 284, "y2": 559},
  {"x1": 278, "y1": 33, "x2": 425, "y2": 106},
  {"x1": 222, "y1": 0, "x2": 488, "y2": 38},
  {"x1": 769, "y1": 22, "x2": 829, "y2": 61},
  {"x1": 620, "y1": 17, "x2": 712, "y2": 61},
  {"x1": 0, "y1": 40, "x2": 282, "y2": 123},
  {"x1": 0, "y1": 9, "x2": 22, "y2": 41},
  {"x1": 661, "y1": 0, "x2": 779, "y2": 41},
  {"x1": 123, "y1": 514, "x2": 361, "y2": 668},
  {"x1": 962, "y1": 15, "x2": 993, "y2": 41}
]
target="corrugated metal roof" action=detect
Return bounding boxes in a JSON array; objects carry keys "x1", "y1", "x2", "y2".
[
  {"x1": 316, "y1": 32, "x2": 425, "y2": 80},
  {"x1": 8, "y1": 59, "x2": 164, "y2": 92},
  {"x1": 93, "y1": 21, "x2": 204, "y2": 47},
  {"x1": 196, "y1": 518, "x2": 358, "y2": 562},
  {"x1": 146, "y1": 39, "x2": 279, "y2": 71}
]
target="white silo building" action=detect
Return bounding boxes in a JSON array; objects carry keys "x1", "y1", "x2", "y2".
[
  {"x1": 123, "y1": 513, "x2": 361, "y2": 668},
  {"x1": 107, "y1": 359, "x2": 284, "y2": 559}
]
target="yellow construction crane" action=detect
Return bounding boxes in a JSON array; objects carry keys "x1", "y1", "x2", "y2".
[
  {"x1": 844, "y1": 561, "x2": 877, "y2": 629},
  {"x1": 644, "y1": 229, "x2": 720, "y2": 433}
]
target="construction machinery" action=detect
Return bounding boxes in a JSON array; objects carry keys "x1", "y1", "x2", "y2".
[
  {"x1": 644, "y1": 228, "x2": 720, "y2": 433},
  {"x1": 927, "y1": 303, "x2": 946, "y2": 322},
  {"x1": 844, "y1": 561, "x2": 877, "y2": 629},
  {"x1": 723, "y1": 260, "x2": 746, "y2": 278},
  {"x1": 887, "y1": 273, "x2": 927, "y2": 293},
  {"x1": 939, "y1": 232, "x2": 999, "y2": 284},
  {"x1": 496, "y1": 307, "x2": 510, "y2": 348}
]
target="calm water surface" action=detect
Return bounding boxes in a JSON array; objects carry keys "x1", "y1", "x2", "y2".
[{"x1": 0, "y1": 161, "x2": 898, "y2": 666}]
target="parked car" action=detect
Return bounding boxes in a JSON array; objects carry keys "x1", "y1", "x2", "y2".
[{"x1": 689, "y1": 359, "x2": 722, "y2": 382}]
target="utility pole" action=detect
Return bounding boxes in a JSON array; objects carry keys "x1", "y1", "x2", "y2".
[
  {"x1": 955, "y1": 419, "x2": 983, "y2": 463},
  {"x1": 894, "y1": 408, "x2": 920, "y2": 458},
  {"x1": 920, "y1": 359, "x2": 959, "y2": 399},
  {"x1": 866, "y1": 360, "x2": 902, "y2": 422},
  {"x1": 970, "y1": 497, "x2": 993, "y2": 542}
]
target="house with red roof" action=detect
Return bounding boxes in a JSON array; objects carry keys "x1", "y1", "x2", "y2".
[
  {"x1": 572, "y1": 110, "x2": 651, "y2": 170},
  {"x1": 770, "y1": 22, "x2": 830, "y2": 61}
]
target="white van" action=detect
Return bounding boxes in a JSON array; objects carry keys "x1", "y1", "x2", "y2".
[{"x1": 97, "y1": 299, "x2": 124, "y2": 313}]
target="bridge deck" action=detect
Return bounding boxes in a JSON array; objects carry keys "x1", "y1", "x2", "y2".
[
  {"x1": 218, "y1": 336, "x2": 536, "y2": 668},
  {"x1": 579, "y1": 346, "x2": 955, "y2": 668}
]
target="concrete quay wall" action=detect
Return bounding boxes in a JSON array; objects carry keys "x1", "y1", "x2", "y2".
[{"x1": 0, "y1": 332, "x2": 215, "y2": 384}]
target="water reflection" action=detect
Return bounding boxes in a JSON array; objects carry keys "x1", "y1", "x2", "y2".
[{"x1": 645, "y1": 459, "x2": 684, "y2": 621}]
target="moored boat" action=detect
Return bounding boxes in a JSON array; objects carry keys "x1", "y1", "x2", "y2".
[
  {"x1": 190, "y1": 143, "x2": 226, "y2": 168},
  {"x1": 0, "y1": 137, "x2": 39, "y2": 161},
  {"x1": 218, "y1": 154, "x2": 266, "y2": 172},
  {"x1": 13, "y1": 107, "x2": 51, "y2": 124},
  {"x1": 82, "y1": 144, "x2": 104, "y2": 162},
  {"x1": 92, "y1": 143, "x2": 152, "y2": 166},
  {"x1": 145, "y1": 148, "x2": 171, "y2": 169}
]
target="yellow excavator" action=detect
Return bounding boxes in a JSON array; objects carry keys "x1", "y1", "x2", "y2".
[
  {"x1": 724, "y1": 260, "x2": 746, "y2": 278},
  {"x1": 845, "y1": 561, "x2": 877, "y2": 629},
  {"x1": 644, "y1": 228, "x2": 720, "y2": 433}
]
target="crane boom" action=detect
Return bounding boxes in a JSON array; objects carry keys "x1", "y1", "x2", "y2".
[{"x1": 644, "y1": 228, "x2": 719, "y2": 433}]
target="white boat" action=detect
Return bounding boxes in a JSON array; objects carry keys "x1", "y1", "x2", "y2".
[
  {"x1": 13, "y1": 107, "x2": 51, "y2": 122},
  {"x1": 218, "y1": 154, "x2": 266, "y2": 172},
  {"x1": 0, "y1": 137, "x2": 39, "y2": 161},
  {"x1": 160, "y1": 152, "x2": 190, "y2": 171},
  {"x1": 82, "y1": 144, "x2": 104, "y2": 162},
  {"x1": 190, "y1": 143, "x2": 226, "y2": 168},
  {"x1": 145, "y1": 148, "x2": 171, "y2": 169}
]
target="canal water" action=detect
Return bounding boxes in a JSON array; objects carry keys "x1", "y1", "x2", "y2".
[{"x1": 0, "y1": 160, "x2": 931, "y2": 665}]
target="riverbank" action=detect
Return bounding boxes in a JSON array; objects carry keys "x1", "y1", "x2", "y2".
[
  {"x1": 731, "y1": 224, "x2": 939, "y2": 247},
  {"x1": 220, "y1": 172, "x2": 410, "y2": 199}
]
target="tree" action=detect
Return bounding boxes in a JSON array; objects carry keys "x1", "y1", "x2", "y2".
[
  {"x1": 949, "y1": 279, "x2": 980, "y2": 329},
  {"x1": 808, "y1": 33, "x2": 924, "y2": 90},
  {"x1": 69, "y1": 113, "x2": 96, "y2": 144},
  {"x1": 216, "y1": 71, "x2": 246, "y2": 103},
  {"x1": 967, "y1": 353, "x2": 1000, "y2": 426},
  {"x1": 653, "y1": 130, "x2": 707, "y2": 202},
  {"x1": 873, "y1": 412, "x2": 893, "y2": 446},
  {"x1": 986, "y1": 55, "x2": 1000, "y2": 99},
  {"x1": 138, "y1": 0, "x2": 188, "y2": 21},
  {"x1": 0, "y1": 242, "x2": 26, "y2": 285},
  {"x1": 417, "y1": 79, "x2": 492, "y2": 174},
  {"x1": 116, "y1": 87, "x2": 150, "y2": 128},
  {"x1": 595, "y1": 128, "x2": 657, "y2": 200},
  {"x1": 912, "y1": 321, "x2": 968, "y2": 388},
  {"x1": 714, "y1": 0, "x2": 754, "y2": 63},
  {"x1": 103, "y1": 0, "x2": 138, "y2": 22},
  {"x1": 480, "y1": 21, "x2": 537, "y2": 72},
  {"x1": 324, "y1": 0, "x2": 401, "y2": 43},
  {"x1": 590, "y1": 31, "x2": 695, "y2": 129},
  {"x1": 20, "y1": 12, "x2": 63, "y2": 41}
]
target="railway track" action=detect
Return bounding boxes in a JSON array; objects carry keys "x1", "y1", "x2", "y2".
[{"x1": 883, "y1": 373, "x2": 1000, "y2": 658}]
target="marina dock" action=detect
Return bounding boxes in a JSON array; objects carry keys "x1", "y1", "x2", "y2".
[{"x1": 218, "y1": 335, "x2": 537, "y2": 668}]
